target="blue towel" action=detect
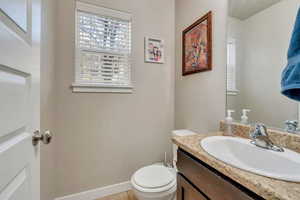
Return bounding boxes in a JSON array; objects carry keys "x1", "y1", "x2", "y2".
[{"x1": 281, "y1": 8, "x2": 300, "y2": 101}]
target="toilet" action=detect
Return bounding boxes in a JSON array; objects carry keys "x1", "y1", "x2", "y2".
[
  {"x1": 131, "y1": 164, "x2": 176, "y2": 200},
  {"x1": 131, "y1": 130, "x2": 196, "y2": 200}
]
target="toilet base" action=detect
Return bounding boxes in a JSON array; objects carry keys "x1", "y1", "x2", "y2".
[{"x1": 132, "y1": 184, "x2": 176, "y2": 200}]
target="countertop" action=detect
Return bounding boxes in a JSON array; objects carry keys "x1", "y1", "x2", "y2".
[{"x1": 172, "y1": 132, "x2": 300, "y2": 200}]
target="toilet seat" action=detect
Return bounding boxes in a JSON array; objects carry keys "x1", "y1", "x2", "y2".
[{"x1": 131, "y1": 165, "x2": 176, "y2": 193}]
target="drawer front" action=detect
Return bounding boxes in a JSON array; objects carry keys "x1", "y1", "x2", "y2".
[
  {"x1": 177, "y1": 149, "x2": 257, "y2": 200},
  {"x1": 177, "y1": 174, "x2": 208, "y2": 200}
]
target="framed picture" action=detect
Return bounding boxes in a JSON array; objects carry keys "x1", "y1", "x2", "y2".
[
  {"x1": 145, "y1": 37, "x2": 165, "y2": 64},
  {"x1": 182, "y1": 11, "x2": 212, "y2": 76}
]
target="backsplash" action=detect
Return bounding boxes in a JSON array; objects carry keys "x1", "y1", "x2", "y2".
[{"x1": 220, "y1": 121, "x2": 300, "y2": 153}]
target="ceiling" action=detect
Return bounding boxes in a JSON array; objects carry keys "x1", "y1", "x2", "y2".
[{"x1": 229, "y1": 0, "x2": 282, "y2": 20}]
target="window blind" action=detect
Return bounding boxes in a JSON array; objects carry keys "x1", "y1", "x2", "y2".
[
  {"x1": 76, "y1": 4, "x2": 132, "y2": 87},
  {"x1": 227, "y1": 40, "x2": 238, "y2": 93}
]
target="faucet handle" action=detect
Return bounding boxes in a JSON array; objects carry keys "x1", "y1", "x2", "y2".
[
  {"x1": 255, "y1": 123, "x2": 268, "y2": 135},
  {"x1": 250, "y1": 123, "x2": 268, "y2": 139},
  {"x1": 257, "y1": 123, "x2": 268, "y2": 135},
  {"x1": 285, "y1": 120, "x2": 298, "y2": 126},
  {"x1": 284, "y1": 120, "x2": 298, "y2": 133}
]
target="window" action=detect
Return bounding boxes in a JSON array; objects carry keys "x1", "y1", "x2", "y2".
[
  {"x1": 72, "y1": 2, "x2": 132, "y2": 93},
  {"x1": 227, "y1": 39, "x2": 238, "y2": 95}
]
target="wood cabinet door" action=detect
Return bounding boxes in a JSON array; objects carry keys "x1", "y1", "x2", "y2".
[
  {"x1": 177, "y1": 149, "x2": 258, "y2": 200},
  {"x1": 177, "y1": 174, "x2": 208, "y2": 200}
]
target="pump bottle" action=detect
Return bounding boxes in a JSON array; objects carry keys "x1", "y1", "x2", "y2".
[
  {"x1": 224, "y1": 110, "x2": 235, "y2": 136},
  {"x1": 241, "y1": 109, "x2": 251, "y2": 124}
]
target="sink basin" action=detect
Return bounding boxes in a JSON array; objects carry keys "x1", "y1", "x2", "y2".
[{"x1": 200, "y1": 136, "x2": 300, "y2": 182}]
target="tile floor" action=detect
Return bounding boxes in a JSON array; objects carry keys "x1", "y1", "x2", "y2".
[{"x1": 96, "y1": 190, "x2": 137, "y2": 200}]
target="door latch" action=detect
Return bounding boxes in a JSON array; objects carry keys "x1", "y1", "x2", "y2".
[{"x1": 32, "y1": 130, "x2": 52, "y2": 146}]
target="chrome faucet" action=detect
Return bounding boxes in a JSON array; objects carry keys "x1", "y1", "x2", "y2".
[
  {"x1": 284, "y1": 120, "x2": 299, "y2": 134},
  {"x1": 250, "y1": 123, "x2": 284, "y2": 152}
]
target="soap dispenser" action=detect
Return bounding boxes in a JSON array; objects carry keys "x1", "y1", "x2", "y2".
[
  {"x1": 241, "y1": 109, "x2": 251, "y2": 124},
  {"x1": 224, "y1": 110, "x2": 235, "y2": 136}
]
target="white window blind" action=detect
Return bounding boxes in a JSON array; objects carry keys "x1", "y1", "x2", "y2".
[
  {"x1": 73, "y1": 2, "x2": 132, "y2": 93},
  {"x1": 227, "y1": 39, "x2": 238, "y2": 95}
]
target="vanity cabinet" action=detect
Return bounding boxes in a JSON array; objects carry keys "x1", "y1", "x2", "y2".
[{"x1": 177, "y1": 149, "x2": 264, "y2": 200}]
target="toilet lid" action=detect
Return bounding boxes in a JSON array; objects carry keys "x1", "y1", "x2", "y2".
[{"x1": 133, "y1": 165, "x2": 174, "y2": 189}]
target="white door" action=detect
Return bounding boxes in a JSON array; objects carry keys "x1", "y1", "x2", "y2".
[{"x1": 0, "y1": 0, "x2": 44, "y2": 200}]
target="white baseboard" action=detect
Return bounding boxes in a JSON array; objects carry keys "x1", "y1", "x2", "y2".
[{"x1": 54, "y1": 181, "x2": 132, "y2": 200}]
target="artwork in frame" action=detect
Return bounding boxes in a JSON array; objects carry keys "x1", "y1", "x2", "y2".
[
  {"x1": 182, "y1": 11, "x2": 212, "y2": 76},
  {"x1": 145, "y1": 37, "x2": 165, "y2": 64}
]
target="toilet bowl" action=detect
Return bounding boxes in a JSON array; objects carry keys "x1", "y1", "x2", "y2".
[{"x1": 131, "y1": 164, "x2": 176, "y2": 200}]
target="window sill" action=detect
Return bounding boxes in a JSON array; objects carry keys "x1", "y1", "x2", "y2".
[
  {"x1": 227, "y1": 90, "x2": 239, "y2": 96},
  {"x1": 71, "y1": 83, "x2": 133, "y2": 93}
]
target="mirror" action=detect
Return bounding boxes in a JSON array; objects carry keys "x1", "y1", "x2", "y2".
[{"x1": 226, "y1": 0, "x2": 299, "y2": 129}]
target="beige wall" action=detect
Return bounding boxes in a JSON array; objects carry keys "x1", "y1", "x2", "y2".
[
  {"x1": 42, "y1": 0, "x2": 228, "y2": 197},
  {"x1": 175, "y1": 0, "x2": 227, "y2": 132},
  {"x1": 40, "y1": 0, "x2": 57, "y2": 200},
  {"x1": 54, "y1": 0, "x2": 175, "y2": 197}
]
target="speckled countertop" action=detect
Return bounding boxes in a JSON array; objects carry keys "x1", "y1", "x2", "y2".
[{"x1": 172, "y1": 132, "x2": 300, "y2": 200}]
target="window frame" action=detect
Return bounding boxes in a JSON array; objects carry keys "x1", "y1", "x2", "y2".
[
  {"x1": 72, "y1": 1, "x2": 133, "y2": 93},
  {"x1": 226, "y1": 38, "x2": 239, "y2": 96}
]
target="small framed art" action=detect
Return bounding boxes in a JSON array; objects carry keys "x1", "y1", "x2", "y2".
[{"x1": 145, "y1": 37, "x2": 165, "y2": 64}]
